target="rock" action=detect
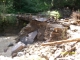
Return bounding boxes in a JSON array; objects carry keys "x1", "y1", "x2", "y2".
[
  {"x1": 62, "y1": 23, "x2": 70, "y2": 29},
  {"x1": 26, "y1": 55, "x2": 47, "y2": 60},
  {"x1": 20, "y1": 30, "x2": 38, "y2": 44},
  {"x1": 17, "y1": 52, "x2": 25, "y2": 57},
  {"x1": 70, "y1": 20, "x2": 77, "y2": 25},
  {"x1": 70, "y1": 25, "x2": 80, "y2": 31},
  {"x1": 13, "y1": 55, "x2": 27, "y2": 60},
  {"x1": 8, "y1": 43, "x2": 14, "y2": 47},
  {"x1": 11, "y1": 31, "x2": 37, "y2": 57},
  {"x1": 11, "y1": 42, "x2": 25, "y2": 57},
  {"x1": 57, "y1": 57, "x2": 74, "y2": 60}
]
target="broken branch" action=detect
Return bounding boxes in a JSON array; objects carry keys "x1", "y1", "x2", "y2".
[{"x1": 41, "y1": 38, "x2": 80, "y2": 46}]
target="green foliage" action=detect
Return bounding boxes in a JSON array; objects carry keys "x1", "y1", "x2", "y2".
[
  {"x1": 0, "y1": 5, "x2": 4, "y2": 13},
  {"x1": 47, "y1": 11, "x2": 61, "y2": 18},
  {"x1": 13, "y1": 0, "x2": 51, "y2": 13},
  {"x1": 53, "y1": 0, "x2": 80, "y2": 9},
  {"x1": 53, "y1": 0, "x2": 65, "y2": 8},
  {"x1": 6, "y1": 16, "x2": 16, "y2": 24},
  {"x1": 0, "y1": 14, "x2": 18, "y2": 33},
  {"x1": 0, "y1": 0, "x2": 14, "y2": 13},
  {"x1": 0, "y1": 14, "x2": 16, "y2": 25},
  {"x1": 42, "y1": 10, "x2": 61, "y2": 18},
  {"x1": 0, "y1": 0, "x2": 80, "y2": 13}
]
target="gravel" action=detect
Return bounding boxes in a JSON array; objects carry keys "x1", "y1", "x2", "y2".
[{"x1": 0, "y1": 24, "x2": 80, "y2": 60}]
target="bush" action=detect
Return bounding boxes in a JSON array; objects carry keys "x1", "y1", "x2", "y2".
[
  {"x1": 41, "y1": 10, "x2": 61, "y2": 19},
  {"x1": 47, "y1": 10, "x2": 61, "y2": 18}
]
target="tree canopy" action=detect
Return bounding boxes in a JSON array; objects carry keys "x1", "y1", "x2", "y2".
[{"x1": 0, "y1": 0, "x2": 80, "y2": 13}]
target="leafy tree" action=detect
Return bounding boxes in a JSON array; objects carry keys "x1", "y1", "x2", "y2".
[
  {"x1": 0, "y1": 0, "x2": 80, "y2": 13},
  {"x1": 13, "y1": 0, "x2": 51, "y2": 13},
  {"x1": 0, "y1": 0, "x2": 14, "y2": 13},
  {"x1": 52, "y1": 0, "x2": 80, "y2": 10}
]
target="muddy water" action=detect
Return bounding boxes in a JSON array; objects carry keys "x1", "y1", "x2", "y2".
[{"x1": 0, "y1": 36, "x2": 17, "y2": 57}]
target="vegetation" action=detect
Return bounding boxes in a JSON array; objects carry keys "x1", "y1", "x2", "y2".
[
  {"x1": 0, "y1": 0, "x2": 80, "y2": 14},
  {"x1": 13, "y1": 0, "x2": 51, "y2": 13},
  {"x1": 0, "y1": 0, "x2": 80, "y2": 34}
]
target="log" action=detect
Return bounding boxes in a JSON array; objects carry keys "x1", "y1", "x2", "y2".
[{"x1": 41, "y1": 38, "x2": 80, "y2": 46}]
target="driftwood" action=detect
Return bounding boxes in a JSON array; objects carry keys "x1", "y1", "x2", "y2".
[{"x1": 41, "y1": 38, "x2": 80, "y2": 46}]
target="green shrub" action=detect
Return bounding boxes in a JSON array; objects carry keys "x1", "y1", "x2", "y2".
[
  {"x1": 47, "y1": 10, "x2": 61, "y2": 18},
  {"x1": 41, "y1": 10, "x2": 61, "y2": 18}
]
